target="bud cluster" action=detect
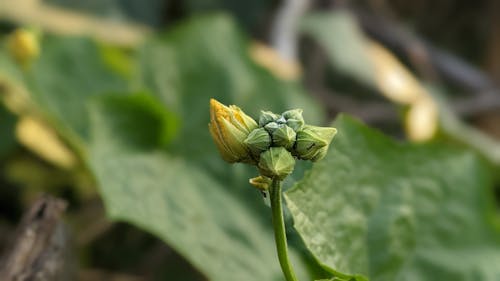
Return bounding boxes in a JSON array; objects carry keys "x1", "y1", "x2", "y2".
[{"x1": 209, "y1": 99, "x2": 337, "y2": 183}]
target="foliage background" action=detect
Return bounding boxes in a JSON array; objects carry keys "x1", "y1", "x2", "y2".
[{"x1": 0, "y1": 0, "x2": 499, "y2": 280}]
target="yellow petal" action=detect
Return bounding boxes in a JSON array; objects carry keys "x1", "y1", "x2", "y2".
[
  {"x1": 209, "y1": 98, "x2": 256, "y2": 163},
  {"x1": 209, "y1": 122, "x2": 238, "y2": 162}
]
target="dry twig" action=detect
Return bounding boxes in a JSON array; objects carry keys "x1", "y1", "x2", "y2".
[{"x1": 0, "y1": 195, "x2": 74, "y2": 281}]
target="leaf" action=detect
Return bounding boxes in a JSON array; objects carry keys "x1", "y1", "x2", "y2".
[
  {"x1": 138, "y1": 13, "x2": 323, "y2": 163},
  {"x1": 87, "y1": 93, "x2": 179, "y2": 152},
  {"x1": 98, "y1": 14, "x2": 324, "y2": 280},
  {"x1": 1, "y1": 14, "x2": 324, "y2": 280},
  {"x1": 301, "y1": 11, "x2": 375, "y2": 87},
  {"x1": 0, "y1": 105, "x2": 17, "y2": 158},
  {"x1": 26, "y1": 36, "x2": 128, "y2": 141},
  {"x1": 87, "y1": 94, "x2": 309, "y2": 281},
  {"x1": 285, "y1": 115, "x2": 500, "y2": 280}
]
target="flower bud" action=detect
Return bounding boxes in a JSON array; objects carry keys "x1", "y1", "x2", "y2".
[
  {"x1": 272, "y1": 125, "x2": 296, "y2": 149},
  {"x1": 285, "y1": 118, "x2": 304, "y2": 131},
  {"x1": 282, "y1": 109, "x2": 304, "y2": 122},
  {"x1": 282, "y1": 109, "x2": 304, "y2": 131},
  {"x1": 209, "y1": 99, "x2": 258, "y2": 163},
  {"x1": 259, "y1": 111, "x2": 280, "y2": 127},
  {"x1": 249, "y1": 175, "x2": 272, "y2": 190},
  {"x1": 258, "y1": 147, "x2": 295, "y2": 180},
  {"x1": 275, "y1": 116, "x2": 287, "y2": 125},
  {"x1": 295, "y1": 125, "x2": 337, "y2": 162},
  {"x1": 244, "y1": 128, "x2": 271, "y2": 156},
  {"x1": 7, "y1": 28, "x2": 40, "y2": 67},
  {"x1": 264, "y1": 121, "x2": 280, "y2": 133}
]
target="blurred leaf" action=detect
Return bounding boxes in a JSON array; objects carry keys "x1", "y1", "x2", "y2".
[
  {"x1": 97, "y1": 14, "x2": 324, "y2": 280},
  {"x1": 366, "y1": 41, "x2": 425, "y2": 105},
  {"x1": 0, "y1": 51, "x2": 33, "y2": 115},
  {"x1": 138, "y1": 13, "x2": 323, "y2": 164},
  {"x1": 286, "y1": 115, "x2": 500, "y2": 280},
  {"x1": 316, "y1": 278, "x2": 353, "y2": 281},
  {"x1": 250, "y1": 42, "x2": 301, "y2": 81},
  {"x1": 0, "y1": 105, "x2": 17, "y2": 158},
  {"x1": 0, "y1": 51, "x2": 25, "y2": 83},
  {"x1": 98, "y1": 43, "x2": 135, "y2": 78},
  {"x1": 87, "y1": 93, "x2": 178, "y2": 152},
  {"x1": 26, "y1": 36, "x2": 129, "y2": 142},
  {"x1": 2, "y1": 14, "x2": 324, "y2": 280},
  {"x1": 301, "y1": 11, "x2": 375, "y2": 87},
  {"x1": 87, "y1": 94, "x2": 309, "y2": 281},
  {"x1": 16, "y1": 116, "x2": 77, "y2": 169}
]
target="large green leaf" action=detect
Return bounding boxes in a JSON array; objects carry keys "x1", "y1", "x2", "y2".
[
  {"x1": 92, "y1": 14, "x2": 324, "y2": 280},
  {"x1": 87, "y1": 94, "x2": 309, "y2": 281},
  {"x1": 137, "y1": 12, "x2": 324, "y2": 215},
  {"x1": 286, "y1": 115, "x2": 500, "y2": 280},
  {"x1": 1, "y1": 14, "x2": 324, "y2": 281},
  {"x1": 25, "y1": 36, "x2": 129, "y2": 141},
  {"x1": 138, "y1": 14, "x2": 323, "y2": 163}
]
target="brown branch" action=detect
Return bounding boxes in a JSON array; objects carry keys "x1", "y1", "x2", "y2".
[{"x1": 0, "y1": 195, "x2": 75, "y2": 281}]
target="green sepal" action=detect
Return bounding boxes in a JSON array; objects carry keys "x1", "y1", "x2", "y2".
[
  {"x1": 264, "y1": 122, "x2": 280, "y2": 133},
  {"x1": 244, "y1": 128, "x2": 271, "y2": 156},
  {"x1": 282, "y1": 108, "x2": 304, "y2": 122},
  {"x1": 272, "y1": 125, "x2": 296, "y2": 149},
  {"x1": 259, "y1": 111, "x2": 280, "y2": 127},
  {"x1": 286, "y1": 118, "x2": 304, "y2": 131},
  {"x1": 295, "y1": 125, "x2": 337, "y2": 161},
  {"x1": 258, "y1": 147, "x2": 295, "y2": 180}
]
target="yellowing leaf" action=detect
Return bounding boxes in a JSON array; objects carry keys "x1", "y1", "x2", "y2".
[
  {"x1": 300, "y1": 12, "x2": 439, "y2": 142},
  {"x1": 16, "y1": 116, "x2": 76, "y2": 169},
  {"x1": 250, "y1": 42, "x2": 301, "y2": 80},
  {"x1": 405, "y1": 96, "x2": 438, "y2": 142},
  {"x1": 368, "y1": 41, "x2": 426, "y2": 105}
]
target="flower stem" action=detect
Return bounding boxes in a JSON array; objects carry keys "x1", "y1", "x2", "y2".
[{"x1": 270, "y1": 178, "x2": 299, "y2": 281}]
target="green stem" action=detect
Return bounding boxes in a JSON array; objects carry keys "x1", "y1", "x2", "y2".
[{"x1": 270, "y1": 178, "x2": 299, "y2": 281}]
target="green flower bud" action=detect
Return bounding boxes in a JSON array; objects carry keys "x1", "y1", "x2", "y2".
[
  {"x1": 282, "y1": 109, "x2": 304, "y2": 131},
  {"x1": 286, "y1": 118, "x2": 304, "y2": 131},
  {"x1": 275, "y1": 116, "x2": 287, "y2": 125},
  {"x1": 209, "y1": 99, "x2": 258, "y2": 163},
  {"x1": 310, "y1": 146, "x2": 328, "y2": 162},
  {"x1": 259, "y1": 111, "x2": 280, "y2": 127},
  {"x1": 249, "y1": 175, "x2": 272, "y2": 190},
  {"x1": 282, "y1": 109, "x2": 304, "y2": 122},
  {"x1": 295, "y1": 125, "x2": 337, "y2": 162},
  {"x1": 258, "y1": 147, "x2": 295, "y2": 180},
  {"x1": 264, "y1": 122, "x2": 280, "y2": 133},
  {"x1": 272, "y1": 125, "x2": 296, "y2": 149},
  {"x1": 244, "y1": 128, "x2": 271, "y2": 156}
]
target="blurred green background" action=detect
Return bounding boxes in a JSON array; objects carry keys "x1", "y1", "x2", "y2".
[{"x1": 0, "y1": 0, "x2": 499, "y2": 280}]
